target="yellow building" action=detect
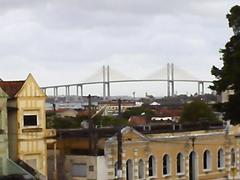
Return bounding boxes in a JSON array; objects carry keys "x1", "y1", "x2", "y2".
[
  {"x1": 0, "y1": 87, "x2": 9, "y2": 174},
  {"x1": 105, "y1": 125, "x2": 240, "y2": 180},
  {"x1": 0, "y1": 74, "x2": 56, "y2": 179},
  {"x1": 57, "y1": 123, "x2": 240, "y2": 180}
]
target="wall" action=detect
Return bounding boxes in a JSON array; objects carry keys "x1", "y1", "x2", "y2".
[
  {"x1": 0, "y1": 90, "x2": 9, "y2": 175},
  {"x1": 65, "y1": 155, "x2": 107, "y2": 180},
  {"x1": 105, "y1": 127, "x2": 238, "y2": 180},
  {"x1": 97, "y1": 156, "x2": 108, "y2": 180},
  {"x1": 14, "y1": 75, "x2": 48, "y2": 177}
]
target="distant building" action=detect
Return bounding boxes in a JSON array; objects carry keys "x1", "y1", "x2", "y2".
[
  {"x1": 97, "y1": 100, "x2": 136, "y2": 116},
  {"x1": 55, "y1": 109, "x2": 79, "y2": 118}
]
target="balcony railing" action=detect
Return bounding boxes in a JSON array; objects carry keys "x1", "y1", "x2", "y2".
[{"x1": 45, "y1": 129, "x2": 56, "y2": 138}]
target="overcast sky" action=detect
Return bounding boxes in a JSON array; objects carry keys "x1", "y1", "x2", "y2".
[{"x1": 0, "y1": 0, "x2": 239, "y2": 97}]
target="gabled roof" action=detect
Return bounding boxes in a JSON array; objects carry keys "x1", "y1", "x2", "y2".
[
  {"x1": 0, "y1": 87, "x2": 8, "y2": 98},
  {"x1": 106, "y1": 126, "x2": 149, "y2": 145},
  {"x1": 0, "y1": 81, "x2": 25, "y2": 97}
]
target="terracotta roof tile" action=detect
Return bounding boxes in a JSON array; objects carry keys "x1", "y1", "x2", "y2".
[
  {"x1": 0, "y1": 81, "x2": 25, "y2": 97},
  {"x1": 128, "y1": 116, "x2": 147, "y2": 126}
]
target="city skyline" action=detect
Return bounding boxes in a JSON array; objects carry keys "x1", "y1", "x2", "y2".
[{"x1": 0, "y1": 0, "x2": 239, "y2": 96}]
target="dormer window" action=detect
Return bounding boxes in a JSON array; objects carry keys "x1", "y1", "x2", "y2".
[{"x1": 24, "y1": 115, "x2": 37, "y2": 126}]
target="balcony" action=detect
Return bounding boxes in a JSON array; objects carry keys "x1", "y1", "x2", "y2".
[
  {"x1": 22, "y1": 128, "x2": 43, "y2": 133},
  {"x1": 45, "y1": 129, "x2": 56, "y2": 138}
]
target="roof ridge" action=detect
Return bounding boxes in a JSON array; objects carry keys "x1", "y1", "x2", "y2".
[{"x1": 0, "y1": 80, "x2": 25, "y2": 82}]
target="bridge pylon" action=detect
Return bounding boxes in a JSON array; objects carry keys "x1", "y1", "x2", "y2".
[
  {"x1": 167, "y1": 63, "x2": 175, "y2": 97},
  {"x1": 102, "y1": 65, "x2": 111, "y2": 99}
]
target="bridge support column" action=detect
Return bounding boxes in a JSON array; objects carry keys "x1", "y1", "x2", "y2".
[
  {"x1": 198, "y1": 82, "x2": 201, "y2": 95},
  {"x1": 171, "y1": 63, "x2": 174, "y2": 96},
  {"x1": 167, "y1": 63, "x2": 170, "y2": 97},
  {"x1": 107, "y1": 65, "x2": 110, "y2": 98},
  {"x1": 198, "y1": 82, "x2": 204, "y2": 95},
  {"x1": 103, "y1": 66, "x2": 106, "y2": 99},
  {"x1": 65, "y1": 86, "x2": 70, "y2": 97},
  {"x1": 202, "y1": 82, "x2": 205, "y2": 95},
  {"x1": 53, "y1": 87, "x2": 58, "y2": 97},
  {"x1": 76, "y1": 85, "x2": 79, "y2": 96},
  {"x1": 80, "y1": 85, "x2": 83, "y2": 97}
]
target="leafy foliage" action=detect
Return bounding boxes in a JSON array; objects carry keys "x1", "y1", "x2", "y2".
[
  {"x1": 210, "y1": 5, "x2": 240, "y2": 124},
  {"x1": 95, "y1": 116, "x2": 129, "y2": 127},
  {"x1": 46, "y1": 112, "x2": 129, "y2": 129},
  {"x1": 122, "y1": 106, "x2": 156, "y2": 120},
  {"x1": 180, "y1": 101, "x2": 218, "y2": 123},
  {"x1": 227, "y1": 5, "x2": 240, "y2": 35}
]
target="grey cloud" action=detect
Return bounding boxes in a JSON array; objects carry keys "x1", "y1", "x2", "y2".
[{"x1": 0, "y1": 0, "x2": 239, "y2": 96}]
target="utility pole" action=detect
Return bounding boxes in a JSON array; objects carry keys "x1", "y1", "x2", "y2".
[
  {"x1": 88, "y1": 94, "x2": 97, "y2": 155},
  {"x1": 117, "y1": 128, "x2": 123, "y2": 180},
  {"x1": 118, "y1": 99, "x2": 122, "y2": 118}
]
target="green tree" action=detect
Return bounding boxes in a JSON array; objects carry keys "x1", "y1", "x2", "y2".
[
  {"x1": 122, "y1": 107, "x2": 156, "y2": 120},
  {"x1": 211, "y1": 5, "x2": 240, "y2": 124},
  {"x1": 180, "y1": 101, "x2": 218, "y2": 123}
]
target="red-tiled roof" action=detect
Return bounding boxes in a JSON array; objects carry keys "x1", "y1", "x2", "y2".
[
  {"x1": 128, "y1": 116, "x2": 147, "y2": 126},
  {"x1": 0, "y1": 81, "x2": 25, "y2": 97}
]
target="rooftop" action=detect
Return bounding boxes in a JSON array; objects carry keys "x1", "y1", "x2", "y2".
[
  {"x1": 56, "y1": 122, "x2": 225, "y2": 139},
  {"x1": 0, "y1": 81, "x2": 25, "y2": 97}
]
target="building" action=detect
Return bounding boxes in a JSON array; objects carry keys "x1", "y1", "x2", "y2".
[
  {"x1": 54, "y1": 122, "x2": 240, "y2": 180},
  {"x1": 0, "y1": 74, "x2": 56, "y2": 179},
  {"x1": 97, "y1": 100, "x2": 136, "y2": 116},
  {"x1": 0, "y1": 87, "x2": 9, "y2": 174},
  {"x1": 106, "y1": 125, "x2": 239, "y2": 180}
]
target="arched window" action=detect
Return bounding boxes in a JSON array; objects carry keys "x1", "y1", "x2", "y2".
[
  {"x1": 149, "y1": 155, "x2": 156, "y2": 176},
  {"x1": 203, "y1": 150, "x2": 211, "y2": 170},
  {"x1": 138, "y1": 159, "x2": 144, "y2": 179},
  {"x1": 177, "y1": 153, "x2": 184, "y2": 174},
  {"x1": 114, "y1": 162, "x2": 118, "y2": 177},
  {"x1": 126, "y1": 159, "x2": 133, "y2": 180},
  {"x1": 189, "y1": 151, "x2": 197, "y2": 180},
  {"x1": 163, "y1": 154, "x2": 170, "y2": 175},
  {"x1": 217, "y1": 149, "x2": 224, "y2": 168},
  {"x1": 231, "y1": 148, "x2": 236, "y2": 167}
]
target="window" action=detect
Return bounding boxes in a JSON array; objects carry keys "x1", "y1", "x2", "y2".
[
  {"x1": 177, "y1": 153, "x2": 184, "y2": 174},
  {"x1": 89, "y1": 165, "x2": 94, "y2": 172},
  {"x1": 72, "y1": 163, "x2": 87, "y2": 177},
  {"x1": 23, "y1": 115, "x2": 37, "y2": 126},
  {"x1": 149, "y1": 155, "x2": 156, "y2": 176},
  {"x1": 163, "y1": 154, "x2": 170, "y2": 175},
  {"x1": 231, "y1": 148, "x2": 236, "y2": 167},
  {"x1": 203, "y1": 150, "x2": 211, "y2": 170},
  {"x1": 114, "y1": 162, "x2": 118, "y2": 177},
  {"x1": 217, "y1": 149, "x2": 224, "y2": 169},
  {"x1": 138, "y1": 159, "x2": 144, "y2": 179},
  {"x1": 126, "y1": 159, "x2": 133, "y2": 180}
]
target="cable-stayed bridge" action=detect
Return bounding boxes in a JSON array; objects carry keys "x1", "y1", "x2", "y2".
[{"x1": 41, "y1": 63, "x2": 212, "y2": 98}]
